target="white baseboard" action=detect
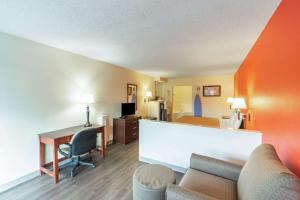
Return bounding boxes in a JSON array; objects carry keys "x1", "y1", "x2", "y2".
[
  {"x1": 139, "y1": 156, "x2": 187, "y2": 173},
  {"x1": 0, "y1": 139, "x2": 114, "y2": 194},
  {"x1": 0, "y1": 170, "x2": 40, "y2": 193}
]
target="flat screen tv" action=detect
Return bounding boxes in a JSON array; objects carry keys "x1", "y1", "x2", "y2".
[{"x1": 121, "y1": 103, "x2": 135, "y2": 117}]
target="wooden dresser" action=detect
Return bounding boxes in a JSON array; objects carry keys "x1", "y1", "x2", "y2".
[{"x1": 113, "y1": 116, "x2": 141, "y2": 144}]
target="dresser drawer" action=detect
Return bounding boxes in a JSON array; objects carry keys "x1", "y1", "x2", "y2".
[
  {"x1": 126, "y1": 125, "x2": 138, "y2": 140},
  {"x1": 113, "y1": 116, "x2": 140, "y2": 145},
  {"x1": 128, "y1": 129, "x2": 138, "y2": 138},
  {"x1": 126, "y1": 123, "x2": 138, "y2": 132},
  {"x1": 125, "y1": 119, "x2": 139, "y2": 143},
  {"x1": 125, "y1": 129, "x2": 138, "y2": 144},
  {"x1": 126, "y1": 119, "x2": 138, "y2": 126},
  {"x1": 125, "y1": 119, "x2": 138, "y2": 130}
]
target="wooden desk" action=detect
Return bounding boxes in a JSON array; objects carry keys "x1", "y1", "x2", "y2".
[{"x1": 39, "y1": 125, "x2": 105, "y2": 183}]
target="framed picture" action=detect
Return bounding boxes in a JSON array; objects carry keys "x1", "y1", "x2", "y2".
[
  {"x1": 203, "y1": 85, "x2": 221, "y2": 97},
  {"x1": 127, "y1": 83, "x2": 138, "y2": 110},
  {"x1": 127, "y1": 87, "x2": 132, "y2": 95}
]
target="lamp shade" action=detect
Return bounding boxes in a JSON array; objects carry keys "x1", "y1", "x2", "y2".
[
  {"x1": 226, "y1": 97, "x2": 235, "y2": 104},
  {"x1": 231, "y1": 98, "x2": 247, "y2": 109},
  {"x1": 145, "y1": 91, "x2": 152, "y2": 97},
  {"x1": 79, "y1": 93, "x2": 95, "y2": 104}
]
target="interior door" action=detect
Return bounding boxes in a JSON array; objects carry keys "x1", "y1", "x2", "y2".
[{"x1": 172, "y1": 86, "x2": 193, "y2": 114}]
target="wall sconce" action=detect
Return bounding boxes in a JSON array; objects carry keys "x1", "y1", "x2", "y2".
[{"x1": 144, "y1": 91, "x2": 152, "y2": 103}]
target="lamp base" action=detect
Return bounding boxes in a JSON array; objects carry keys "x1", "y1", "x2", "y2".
[
  {"x1": 84, "y1": 105, "x2": 92, "y2": 127},
  {"x1": 84, "y1": 122, "x2": 92, "y2": 127}
]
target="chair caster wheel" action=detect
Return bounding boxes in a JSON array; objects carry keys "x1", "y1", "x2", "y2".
[{"x1": 71, "y1": 171, "x2": 76, "y2": 177}]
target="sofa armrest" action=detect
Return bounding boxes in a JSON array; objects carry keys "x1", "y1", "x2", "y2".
[
  {"x1": 190, "y1": 153, "x2": 242, "y2": 181},
  {"x1": 166, "y1": 184, "x2": 218, "y2": 200}
]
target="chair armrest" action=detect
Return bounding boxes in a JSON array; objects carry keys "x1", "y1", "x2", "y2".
[
  {"x1": 190, "y1": 153, "x2": 242, "y2": 181},
  {"x1": 166, "y1": 184, "x2": 218, "y2": 200},
  {"x1": 58, "y1": 143, "x2": 72, "y2": 158}
]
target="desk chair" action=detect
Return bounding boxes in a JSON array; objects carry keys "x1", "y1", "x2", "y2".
[{"x1": 58, "y1": 128, "x2": 97, "y2": 177}]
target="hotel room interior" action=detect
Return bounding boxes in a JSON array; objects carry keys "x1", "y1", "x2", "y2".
[{"x1": 0, "y1": 0, "x2": 299, "y2": 199}]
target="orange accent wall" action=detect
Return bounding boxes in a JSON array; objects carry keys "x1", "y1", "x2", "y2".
[{"x1": 235, "y1": 0, "x2": 300, "y2": 176}]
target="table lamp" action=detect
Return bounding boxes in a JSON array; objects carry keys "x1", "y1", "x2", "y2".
[
  {"x1": 79, "y1": 94, "x2": 95, "y2": 127},
  {"x1": 226, "y1": 97, "x2": 235, "y2": 109},
  {"x1": 231, "y1": 98, "x2": 247, "y2": 120},
  {"x1": 226, "y1": 97, "x2": 234, "y2": 104}
]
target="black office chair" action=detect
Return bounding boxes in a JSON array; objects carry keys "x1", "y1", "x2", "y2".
[{"x1": 58, "y1": 128, "x2": 97, "y2": 177}]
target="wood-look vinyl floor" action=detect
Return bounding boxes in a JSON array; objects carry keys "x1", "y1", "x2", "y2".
[{"x1": 0, "y1": 141, "x2": 183, "y2": 200}]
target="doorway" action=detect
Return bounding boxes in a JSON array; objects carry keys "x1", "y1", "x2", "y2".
[{"x1": 172, "y1": 86, "x2": 193, "y2": 116}]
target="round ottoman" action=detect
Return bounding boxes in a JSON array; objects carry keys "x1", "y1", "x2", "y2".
[{"x1": 133, "y1": 164, "x2": 176, "y2": 200}]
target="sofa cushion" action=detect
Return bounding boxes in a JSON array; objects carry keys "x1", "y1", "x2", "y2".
[
  {"x1": 238, "y1": 144, "x2": 300, "y2": 200},
  {"x1": 179, "y1": 168, "x2": 237, "y2": 200},
  {"x1": 190, "y1": 153, "x2": 242, "y2": 181}
]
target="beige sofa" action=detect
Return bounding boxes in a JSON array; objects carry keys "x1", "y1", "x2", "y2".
[{"x1": 166, "y1": 144, "x2": 300, "y2": 200}]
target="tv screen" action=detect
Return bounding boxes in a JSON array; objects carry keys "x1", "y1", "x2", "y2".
[{"x1": 121, "y1": 103, "x2": 135, "y2": 117}]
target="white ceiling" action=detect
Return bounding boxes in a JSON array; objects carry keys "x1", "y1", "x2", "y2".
[{"x1": 0, "y1": 0, "x2": 280, "y2": 78}]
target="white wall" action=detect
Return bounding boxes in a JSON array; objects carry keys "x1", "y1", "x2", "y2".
[
  {"x1": 139, "y1": 120, "x2": 262, "y2": 172},
  {"x1": 163, "y1": 75, "x2": 234, "y2": 119},
  {"x1": 0, "y1": 32, "x2": 154, "y2": 187}
]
